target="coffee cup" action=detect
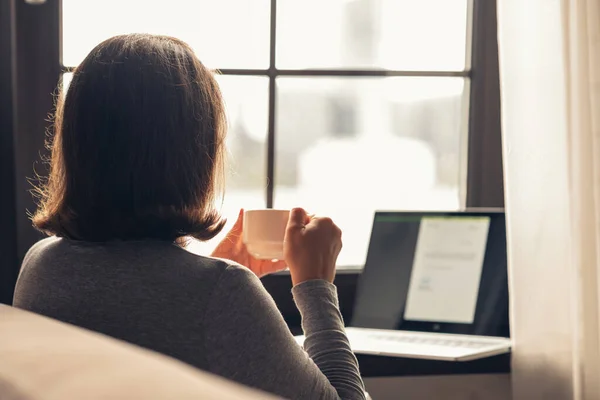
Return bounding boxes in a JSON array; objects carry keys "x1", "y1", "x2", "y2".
[{"x1": 243, "y1": 209, "x2": 290, "y2": 260}]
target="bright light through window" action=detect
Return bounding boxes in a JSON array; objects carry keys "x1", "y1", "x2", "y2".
[
  {"x1": 61, "y1": 0, "x2": 471, "y2": 267},
  {"x1": 62, "y1": 0, "x2": 270, "y2": 69},
  {"x1": 277, "y1": 0, "x2": 468, "y2": 70},
  {"x1": 274, "y1": 77, "x2": 465, "y2": 266}
]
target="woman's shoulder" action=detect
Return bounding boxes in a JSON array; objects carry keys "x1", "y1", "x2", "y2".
[
  {"x1": 191, "y1": 257, "x2": 259, "y2": 293},
  {"x1": 172, "y1": 246, "x2": 252, "y2": 279},
  {"x1": 22, "y1": 236, "x2": 63, "y2": 266},
  {"x1": 19, "y1": 237, "x2": 259, "y2": 299},
  {"x1": 20, "y1": 237, "x2": 248, "y2": 277},
  {"x1": 138, "y1": 244, "x2": 259, "y2": 291}
]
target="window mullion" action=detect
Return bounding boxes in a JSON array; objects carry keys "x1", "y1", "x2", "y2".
[{"x1": 266, "y1": 0, "x2": 277, "y2": 208}]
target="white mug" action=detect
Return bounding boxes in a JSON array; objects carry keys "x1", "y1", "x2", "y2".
[{"x1": 243, "y1": 209, "x2": 290, "y2": 260}]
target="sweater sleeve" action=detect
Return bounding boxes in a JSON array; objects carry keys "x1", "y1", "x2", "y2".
[{"x1": 202, "y1": 264, "x2": 365, "y2": 400}]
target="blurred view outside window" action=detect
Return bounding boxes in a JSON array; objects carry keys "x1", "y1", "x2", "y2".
[{"x1": 62, "y1": 0, "x2": 470, "y2": 267}]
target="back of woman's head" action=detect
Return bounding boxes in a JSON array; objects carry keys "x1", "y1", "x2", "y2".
[{"x1": 34, "y1": 33, "x2": 227, "y2": 242}]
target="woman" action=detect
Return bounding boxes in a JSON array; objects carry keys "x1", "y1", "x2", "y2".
[{"x1": 13, "y1": 34, "x2": 365, "y2": 399}]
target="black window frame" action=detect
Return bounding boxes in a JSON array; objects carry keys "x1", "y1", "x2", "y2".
[
  {"x1": 0, "y1": 0, "x2": 503, "y2": 304},
  {"x1": 63, "y1": 0, "x2": 479, "y2": 209}
]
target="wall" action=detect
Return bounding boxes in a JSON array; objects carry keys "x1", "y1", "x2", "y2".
[
  {"x1": 498, "y1": 0, "x2": 576, "y2": 398},
  {"x1": 0, "y1": 0, "x2": 58, "y2": 304}
]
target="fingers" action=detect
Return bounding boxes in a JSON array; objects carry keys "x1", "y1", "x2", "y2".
[
  {"x1": 270, "y1": 259, "x2": 287, "y2": 272},
  {"x1": 307, "y1": 216, "x2": 342, "y2": 241},
  {"x1": 227, "y1": 209, "x2": 244, "y2": 237},
  {"x1": 287, "y1": 207, "x2": 308, "y2": 230},
  {"x1": 312, "y1": 216, "x2": 333, "y2": 226},
  {"x1": 251, "y1": 258, "x2": 287, "y2": 277}
]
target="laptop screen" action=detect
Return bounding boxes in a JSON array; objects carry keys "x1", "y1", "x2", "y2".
[{"x1": 351, "y1": 210, "x2": 509, "y2": 338}]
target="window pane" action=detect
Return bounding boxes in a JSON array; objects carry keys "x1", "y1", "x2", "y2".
[
  {"x1": 61, "y1": 73, "x2": 268, "y2": 255},
  {"x1": 275, "y1": 77, "x2": 467, "y2": 267},
  {"x1": 188, "y1": 75, "x2": 270, "y2": 255},
  {"x1": 62, "y1": 0, "x2": 270, "y2": 68},
  {"x1": 216, "y1": 75, "x2": 269, "y2": 197},
  {"x1": 62, "y1": 73, "x2": 72, "y2": 95},
  {"x1": 277, "y1": 0, "x2": 469, "y2": 70}
]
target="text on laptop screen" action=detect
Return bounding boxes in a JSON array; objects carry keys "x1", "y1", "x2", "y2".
[
  {"x1": 404, "y1": 216, "x2": 490, "y2": 324},
  {"x1": 351, "y1": 211, "x2": 509, "y2": 337}
]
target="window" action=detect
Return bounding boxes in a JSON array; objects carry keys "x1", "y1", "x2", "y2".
[{"x1": 61, "y1": 0, "x2": 473, "y2": 267}]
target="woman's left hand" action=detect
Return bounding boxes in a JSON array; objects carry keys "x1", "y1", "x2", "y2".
[{"x1": 211, "y1": 209, "x2": 287, "y2": 278}]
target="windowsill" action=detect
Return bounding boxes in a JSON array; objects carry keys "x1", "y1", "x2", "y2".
[{"x1": 269, "y1": 266, "x2": 363, "y2": 277}]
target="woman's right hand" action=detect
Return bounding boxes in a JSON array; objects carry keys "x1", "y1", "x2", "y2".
[{"x1": 283, "y1": 208, "x2": 342, "y2": 286}]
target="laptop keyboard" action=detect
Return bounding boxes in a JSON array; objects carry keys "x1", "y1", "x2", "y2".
[{"x1": 362, "y1": 333, "x2": 492, "y2": 349}]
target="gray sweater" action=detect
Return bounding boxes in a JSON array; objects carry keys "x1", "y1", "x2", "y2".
[{"x1": 13, "y1": 237, "x2": 365, "y2": 399}]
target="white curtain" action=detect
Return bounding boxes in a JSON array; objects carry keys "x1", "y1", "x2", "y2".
[{"x1": 497, "y1": 0, "x2": 600, "y2": 399}]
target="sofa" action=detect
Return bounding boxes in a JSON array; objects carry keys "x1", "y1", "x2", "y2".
[{"x1": 0, "y1": 304, "x2": 277, "y2": 399}]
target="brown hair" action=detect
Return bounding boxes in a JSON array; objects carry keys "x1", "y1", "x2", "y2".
[{"x1": 33, "y1": 34, "x2": 227, "y2": 242}]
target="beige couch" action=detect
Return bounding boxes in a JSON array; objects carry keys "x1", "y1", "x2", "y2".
[{"x1": 0, "y1": 305, "x2": 277, "y2": 399}]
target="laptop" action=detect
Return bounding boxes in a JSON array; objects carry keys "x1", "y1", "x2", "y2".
[{"x1": 295, "y1": 210, "x2": 511, "y2": 361}]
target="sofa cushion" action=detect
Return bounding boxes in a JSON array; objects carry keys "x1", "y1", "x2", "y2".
[{"x1": 0, "y1": 305, "x2": 277, "y2": 400}]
